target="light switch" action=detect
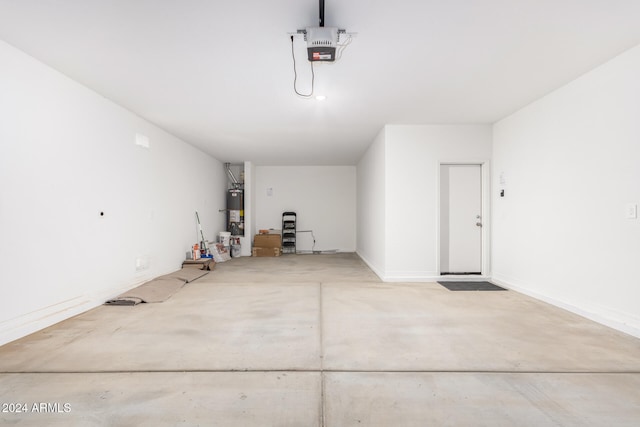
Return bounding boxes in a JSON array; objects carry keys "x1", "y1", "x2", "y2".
[
  {"x1": 267, "y1": 187, "x2": 273, "y2": 197},
  {"x1": 626, "y1": 203, "x2": 637, "y2": 219},
  {"x1": 499, "y1": 172, "x2": 506, "y2": 185}
]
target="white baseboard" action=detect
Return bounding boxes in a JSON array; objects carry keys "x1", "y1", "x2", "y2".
[
  {"x1": 357, "y1": 257, "x2": 640, "y2": 338},
  {"x1": 384, "y1": 274, "x2": 492, "y2": 282},
  {"x1": 356, "y1": 252, "x2": 492, "y2": 283},
  {"x1": 492, "y1": 275, "x2": 640, "y2": 339},
  {"x1": 0, "y1": 297, "x2": 101, "y2": 346},
  {"x1": 383, "y1": 272, "x2": 440, "y2": 282},
  {"x1": 0, "y1": 275, "x2": 163, "y2": 347},
  {"x1": 355, "y1": 251, "x2": 386, "y2": 281}
]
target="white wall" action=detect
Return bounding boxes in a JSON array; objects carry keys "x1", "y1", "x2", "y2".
[
  {"x1": 240, "y1": 161, "x2": 255, "y2": 256},
  {"x1": 384, "y1": 125, "x2": 493, "y2": 280},
  {"x1": 255, "y1": 166, "x2": 356, "y2": 252},
  {"x1": 356, "y1": 128, "x2": 387, "y2": 276},
  {"x1": 492, "y1": 44, "x2": 640, "y2": 337},
  {"x1": 0, "y1": 40, "x2": 226, "y2": 345}
]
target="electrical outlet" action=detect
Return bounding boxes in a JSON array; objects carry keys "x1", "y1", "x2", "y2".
[
  {"x1": 135, "y1": 256, "x2": 150, "y2": 271},
  {"x1": 626, "y1": 203, "x2": 638, "y2": 219}
]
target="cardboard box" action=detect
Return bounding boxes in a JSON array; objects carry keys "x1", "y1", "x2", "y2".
[
  {"x1": 254, "y1": 234, "x2": 282, "y2": 249},
  {"x1": 252, "y1": 247, "x2": 281, "y2": 257}
]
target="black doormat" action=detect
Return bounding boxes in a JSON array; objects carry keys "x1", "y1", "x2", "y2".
[{"x1": 437, "y1": 281, "x2": 506, "y2": 291}]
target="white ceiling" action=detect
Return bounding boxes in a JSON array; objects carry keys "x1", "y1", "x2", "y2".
[{"x1": 1, "y1": 1, "x2": 640, "y2": 165}]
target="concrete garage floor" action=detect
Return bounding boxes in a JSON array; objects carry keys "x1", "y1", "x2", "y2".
[{"x1": 1, "y1": 253, "x2": 640, "y2": 426}]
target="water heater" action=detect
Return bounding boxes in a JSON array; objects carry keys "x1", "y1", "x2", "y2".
[{"x1": 227, "y1": 189, "x2": 244, "y2": 236}]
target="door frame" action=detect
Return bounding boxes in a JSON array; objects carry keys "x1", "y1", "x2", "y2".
[{"x1": 437, "y1": 160, "x2": 491, "y2": 278}]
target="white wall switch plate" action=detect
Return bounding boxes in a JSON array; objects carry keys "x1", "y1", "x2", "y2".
[
  {"x1": 626, "y1": 203, "x2": 637, "y2": 219},
  {"x1": 499, "y1": 172, "x2": 506, "y2": 185}
]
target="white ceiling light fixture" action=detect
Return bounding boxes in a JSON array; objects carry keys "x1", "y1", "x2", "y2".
[{"x1": 290, "y1": 0, "x2": 354, "y2": 98}]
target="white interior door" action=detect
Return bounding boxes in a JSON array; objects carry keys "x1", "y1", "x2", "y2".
[{"x1": 440, "y1": 164, "x2": 482, "y2": 274}]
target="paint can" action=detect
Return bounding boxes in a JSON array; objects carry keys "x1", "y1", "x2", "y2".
[
  {"x1": 231, "y1": 244, "x2": 241, "y2": 258},
  {"x1": 218, "y1": 231, "x2": 231, "y2": 248}
]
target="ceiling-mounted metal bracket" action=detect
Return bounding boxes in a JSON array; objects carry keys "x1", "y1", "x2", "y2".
[{"x1": 295, "y1": 28, "x2": 350, "y2": 42}]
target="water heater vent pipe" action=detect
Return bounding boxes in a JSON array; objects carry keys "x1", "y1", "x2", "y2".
[{"x1": 225, "y1": 163, "x2": 240, "y2": 188}]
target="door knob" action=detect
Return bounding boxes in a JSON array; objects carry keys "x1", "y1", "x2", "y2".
[{"x1": 476, "y1": 222, "x2": 482, "y2": 227}]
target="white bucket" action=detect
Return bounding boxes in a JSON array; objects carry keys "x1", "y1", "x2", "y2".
[
  {"x1": 218, "y1": 231, "x2": 231, "y2": 247},
  {"x1": 231, "y1": 244, "x2": 241, "y2": 258}
]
